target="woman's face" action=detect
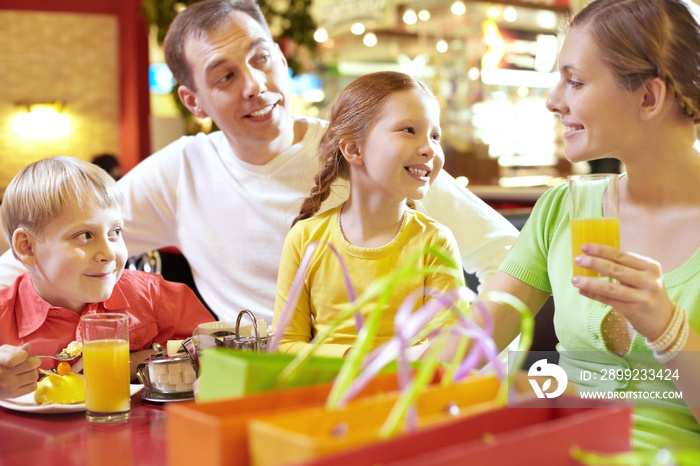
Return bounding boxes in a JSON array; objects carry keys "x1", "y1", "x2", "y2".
[{"x1": 546, "y1": 26, "x2": 642, "y2": 163}]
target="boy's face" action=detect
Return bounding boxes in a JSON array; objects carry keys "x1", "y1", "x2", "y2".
[{"x1": 27, "y1": 200, "x2": 127, "y2": 313}]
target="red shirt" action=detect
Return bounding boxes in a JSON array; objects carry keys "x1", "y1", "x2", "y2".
[{"x1": 0, "y1": 270, "x2": 214, "y2": 370}]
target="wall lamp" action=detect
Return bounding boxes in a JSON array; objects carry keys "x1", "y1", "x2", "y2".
[{"x1": 12, "y1": 101, "x2": 71, "y2": 139}]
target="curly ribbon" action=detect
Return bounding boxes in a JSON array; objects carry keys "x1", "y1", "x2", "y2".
[
  {"x1": 329, "y1": 286, "x2": 533, "y2": 437},
  {"x1": 375, "y1": 290, "x2": 532, "y2": 436},
  {"x1": 338, "y1": 288, "x2": 463, "y2": 431},
  {"x1": 267, "y1": 241, "x2": 360, "y2": 353},
  {"x1": 379, "y1": 334, "x2": 448, "y2": 438},
  {"x1": 271, "y1": 241, "x2": 534, "y2": 438},
  {"x1": 333, "y1": 288, "x2": 450, "y2": 407},
  {"x1": 333, "y1": 286, "x2": 467, "y2": 407},
  {"x1": 325, "y1": 246, "x2": 461, "y2": 407},
  {"x1": 479, "y1": 291, "x2": 535, "y2": 404},
  {"x1": 277, "y1": 245, "x2": 458, "y2": 389}
]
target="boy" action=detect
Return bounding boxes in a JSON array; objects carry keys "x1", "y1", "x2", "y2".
[{"x1": 0, "y1": 156, "x2": 213, "y2": 382}]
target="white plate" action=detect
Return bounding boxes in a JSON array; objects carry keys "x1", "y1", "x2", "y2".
[{"x1": 0, "y1": 384, "x2": 144, "y2": 414}]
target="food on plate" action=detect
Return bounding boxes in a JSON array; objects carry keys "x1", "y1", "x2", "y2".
[
  {"x1": 34, "y1": 361, "x2": 86, "y2": 405},
  {"x1": 61, "y1": 341, "x2": 83, "y2": 358}
]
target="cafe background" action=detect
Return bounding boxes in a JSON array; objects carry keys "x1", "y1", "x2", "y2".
[
  {"x1": 3, "y1": 0, "x2": 694, "y2": 352},
  {"x1": 2, "y1": 0, "x2": 697, "y2": 220},
  {"x1": 0, "y1": 0, "x2": 585, "y2": 193}
]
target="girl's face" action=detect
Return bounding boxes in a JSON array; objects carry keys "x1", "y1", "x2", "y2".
[
  {"x1": 546, "y1": 26, "x2": 642, "y2": 163},
  {"x1": 26, "y1": 200, "x2": 127, "y2": 313},
  {"x1": 353, "y1": 90, "x2": 444, "y2": 203}
]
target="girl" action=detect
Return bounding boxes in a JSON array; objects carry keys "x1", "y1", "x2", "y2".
[
  {"x1": 450, "y1": 0, "x2": 700, "y2": 451},
  {"x1": 272, "y1": 71, "x2": 464, "y2": 357}
]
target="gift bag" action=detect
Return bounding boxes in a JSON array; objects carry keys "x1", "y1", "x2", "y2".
[
  {"x1": 167, "y1": 369, "x2": 432, "y2": 466},
  {"x1": 174, "y1": 244, "x2": 535, "y2": 466},
  {"x1": 297, "y1": 397, "x2": 632, "y2": 466},
  {"x1": 196, "y1": 348, "x2": 346, "y2": 402},
  {"x1": 247, "y1": 373, "x2": 501, "y2": 466}
]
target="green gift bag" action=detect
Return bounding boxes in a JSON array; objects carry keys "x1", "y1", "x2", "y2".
[{"x1": 196, "y1": 347, "x2": 347, "y2": 402}]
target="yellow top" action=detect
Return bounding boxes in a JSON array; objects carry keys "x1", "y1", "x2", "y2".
[{"x1": 273, "y1": 206, "x2": 465, "y2": 357}]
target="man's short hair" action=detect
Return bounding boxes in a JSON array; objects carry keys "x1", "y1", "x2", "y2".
[{"x1": 164, "y1": 0, "x2": 271, "y2": 91}]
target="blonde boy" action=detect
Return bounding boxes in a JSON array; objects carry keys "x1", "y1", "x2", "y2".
[{"x1": 0, "y1": 156, "x2": 213, "y2": 381}]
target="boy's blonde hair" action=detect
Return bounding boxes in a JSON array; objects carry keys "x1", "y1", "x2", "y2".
[{"x1": 1, "y1": 156, "x2": 122, "y2": 257}]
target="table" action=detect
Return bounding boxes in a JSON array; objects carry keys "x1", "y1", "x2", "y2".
[{"x1": 0, "y1": 389, "x2": 167, "y2": 466}]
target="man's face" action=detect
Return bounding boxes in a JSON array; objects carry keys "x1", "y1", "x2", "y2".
[{"x1": 178, "y1": 12, "x2": 294, "y2": 162}]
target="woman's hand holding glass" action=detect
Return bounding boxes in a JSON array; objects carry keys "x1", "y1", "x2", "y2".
[{"x1": 571, "y1": 243, "x2": 674, "y2": 342}]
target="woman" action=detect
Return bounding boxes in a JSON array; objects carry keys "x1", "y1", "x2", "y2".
[{"x1": 457, "y1": 0, "x2": 700, "y2": 451}]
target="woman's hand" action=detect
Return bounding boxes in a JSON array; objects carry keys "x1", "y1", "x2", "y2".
[{"x1": 571, "y1": 243, "x2": 674, "y2": 341}]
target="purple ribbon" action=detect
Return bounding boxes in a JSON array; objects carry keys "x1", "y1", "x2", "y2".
[{"x1": 268, "y1": 241, "x2": 360, "y2": 352}]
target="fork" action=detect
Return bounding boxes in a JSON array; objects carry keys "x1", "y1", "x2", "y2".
[{"x1": 32, "y1": 353, "x2": 80, "y2": 362}]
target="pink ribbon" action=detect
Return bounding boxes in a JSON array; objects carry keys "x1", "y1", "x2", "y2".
[{"x1": 268, "y1": 241, "x2": 360, "y2": 352}]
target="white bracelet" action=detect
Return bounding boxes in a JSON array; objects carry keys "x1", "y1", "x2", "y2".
[
  {"x1": 645, "y1": 304, "x2": 685, "y2": 352},
  {"x1": 653, "y1": 311, "x2": 690, "y2": 364}
]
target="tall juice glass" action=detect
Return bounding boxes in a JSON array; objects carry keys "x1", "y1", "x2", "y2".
[
  {"x1": 568, "y1": 174, "x2": 619, "y2": 277},
  {"x1": 81, "y1": 313, "x2": 131, "y2": 424}
]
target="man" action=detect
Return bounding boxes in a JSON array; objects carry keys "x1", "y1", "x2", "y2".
[{"x1": 0, "y1": 0, "x2": 518, "y2": 322}]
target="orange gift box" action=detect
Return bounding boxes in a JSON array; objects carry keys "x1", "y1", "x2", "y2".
[
  {"x1": 247, "y1": 374, "x2": 500, "y2": 466},
  {"x1": 297, "y1": 397, "x2": 632, "y2": 466},
  {"x1": 166, "y1": 370, "x2": 426, "y2": 466}
]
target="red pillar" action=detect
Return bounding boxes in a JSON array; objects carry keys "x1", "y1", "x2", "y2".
[
  {"x1": 2, "y1": 0, "x2": 151, "y2": 171},
  {"x1": 116, "y1": 0, "x2": 152, "y2": 171}
]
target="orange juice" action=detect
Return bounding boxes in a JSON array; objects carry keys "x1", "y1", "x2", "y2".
[
  {"x1": 83, "y1": 339, "x2": 130, "y2": 413},
  {"x1": 570, "y1": 217, "x2": 620, "y2": 277}
]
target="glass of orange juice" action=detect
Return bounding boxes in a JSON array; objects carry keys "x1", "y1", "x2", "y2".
[
  {"x1": 80, "y1": 313, "x2": 130, "y2": 424},
  {"x1": 568, "y1": 173, "x2": 619, "y2": 277}
]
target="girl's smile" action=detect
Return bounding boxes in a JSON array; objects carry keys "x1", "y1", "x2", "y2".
[{"x1": 353, "y1": 89, "x2": 444, "y2": 205}]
